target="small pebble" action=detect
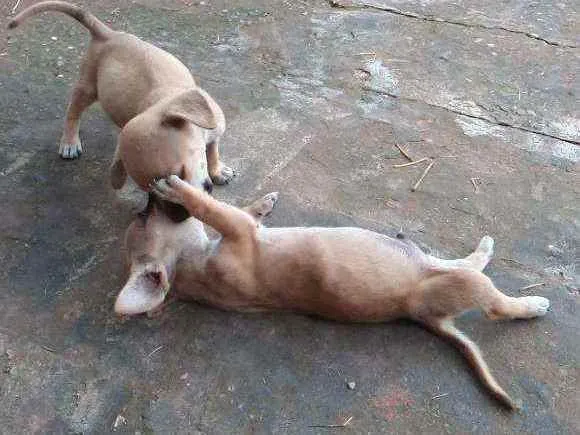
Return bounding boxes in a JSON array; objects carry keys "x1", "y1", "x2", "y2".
[{"x1": 347, "y1": 381, "x2": 356, "y2": 390}]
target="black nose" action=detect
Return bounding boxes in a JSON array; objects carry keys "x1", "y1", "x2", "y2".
[{"x1": 202, "y1": 178, "x2": 213, "y2": 194}]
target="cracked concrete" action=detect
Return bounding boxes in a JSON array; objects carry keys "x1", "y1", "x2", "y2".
[
  {"x1": 329, "y1": 0, "x2": 579, "y2": 48},
  {"x1": 0, "y1": 0, "x2": 578, "y2": 433}
]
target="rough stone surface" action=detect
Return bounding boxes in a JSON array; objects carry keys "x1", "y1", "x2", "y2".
[{"x1": 1, "y1": 0, "x2": 578, "y2": 433}]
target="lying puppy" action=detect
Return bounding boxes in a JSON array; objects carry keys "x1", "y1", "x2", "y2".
[
  {"x1": 114, "y1": 175, "x2": 550, "y2": 410},
  {"x1": 8, "y1": 1, "x2": 233, "y2": 193}
]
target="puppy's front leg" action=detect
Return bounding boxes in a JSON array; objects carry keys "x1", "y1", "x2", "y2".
[
  {"x1": 152, "y1": 175, "x2": 255, "y2": 240},
  {"x1": 207, "y1": 141, "x2": 235, "y2": 185}
]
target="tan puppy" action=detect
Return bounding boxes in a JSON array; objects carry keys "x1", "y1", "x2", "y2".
[
  {"x1": 114, "y1": 175, "x2": 551, "y2": 410},
  {"x1": 8, "y1": 1, "x2": 233, "y2": 192}
]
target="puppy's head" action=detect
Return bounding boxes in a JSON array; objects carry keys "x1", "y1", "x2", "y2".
[
  {"x1": 114, "y1": 201, "x2": 186, "y2": 315},
  {"x1": 117, "y1": 89, "x2": 217, "y2": 193}
]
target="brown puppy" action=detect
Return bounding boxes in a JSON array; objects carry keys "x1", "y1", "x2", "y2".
[
  {"x1": 8, "y1": 1, "x2": 233, "y2": 192},
  {"x1": 115, "y1": 175, "x2": 550, "y2": 410}
]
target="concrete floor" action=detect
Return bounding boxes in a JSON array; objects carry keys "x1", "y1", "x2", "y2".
[{"x1": 1, "y1": 0, "x2": 578, "y2": 433}]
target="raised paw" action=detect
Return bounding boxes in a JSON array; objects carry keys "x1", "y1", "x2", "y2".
[
  {"x1": 244, "y1": 192, "x2": 279, "y2": 223},
  {"x1": 59, "y1": 142, "x2": 83, "y2": 159},
  {"x1": 256, "y1": 192, "x2": 279, "y2": 217},
  {"x1": 477, "y1": 235, "x2": 494, "y2": 257},
  {"x1": 210, "y1": 163, "x2": 236, "y2": 185},
  {"x1": 150, "y1": 175, "x2": 187, "y2": 205},
  {"x1": 521, "y1": 296, "x2": 550, "y2": 318}
]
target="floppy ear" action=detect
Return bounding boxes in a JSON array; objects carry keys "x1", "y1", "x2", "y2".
[
  {"x1": 162, "y1": 89, "x2": 217, "y2": 130},
  {"x1": 114, "y1": 264, "x2": 170, "y2": 315}
]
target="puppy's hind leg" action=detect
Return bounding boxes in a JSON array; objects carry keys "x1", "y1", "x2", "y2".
[
  {"x1": 410, "y1": 268, "x2": 550, "y2": 408},
  {"x1": 461, "y1": 235, "x2": 494, "y2": 271},
  {"x1": 60, "y1": 50, "x2": 99, "y2": 159},
  {"x1": 428, "y1": 235, "x2": 494, "y2": 272},
  {"x1": 414, "y1": 268, "x2": 550, "y2": 323},
  {"x1": 419, "y1": 317, "x2": 517, "y2": 410},
  {"x1": 59, "y1": 81, "x2": 96, "y2": 159}
]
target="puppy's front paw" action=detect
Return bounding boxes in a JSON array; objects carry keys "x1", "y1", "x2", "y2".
[
  {"x1": 150, "y1": 175, "x2": 187, "y2": 205},
  {"x1": 59, "y1": 142, "x2": 83, "y2": 159},
  {"x1": 211, "y1": 163, "x2": 236, "y2": 185},
  {"x1": 256, "y1": 192, "x2": 279, "y2": 217}
]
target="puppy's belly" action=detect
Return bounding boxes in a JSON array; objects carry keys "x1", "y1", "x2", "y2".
[{"x1": 248, "y1": 227, "x2": 425, "y2": 321}]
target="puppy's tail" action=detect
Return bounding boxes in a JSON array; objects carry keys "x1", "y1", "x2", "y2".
[
  {"x1": 8, "y1": 1, "x2": 112, "y2": 41},
  {"x1": 419, "y1": 317, "x2": 518, "y2": 411}
]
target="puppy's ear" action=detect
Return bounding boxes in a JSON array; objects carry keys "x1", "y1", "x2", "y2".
[
  {"x1": 114, "y1": 264, "x2": 170, "y2": 315},
  {"x1": 162, "y1": 89, "x2": 217, "y2": 130}
]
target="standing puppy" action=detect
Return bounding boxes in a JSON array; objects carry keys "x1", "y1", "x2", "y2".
[
  {"x1": 8, "y1": 1, "x2": 234, "y2": 193},
  {"x1": 115, "y1": 175, "x2": 551, "y2": 410}
]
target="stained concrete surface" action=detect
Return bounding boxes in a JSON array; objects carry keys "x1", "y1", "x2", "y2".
[{"x1": 0, "y1": 0, "x2": 578, "y2": 433}]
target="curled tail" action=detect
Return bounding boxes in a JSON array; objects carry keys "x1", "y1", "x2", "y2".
[
  {"x1": 8, "y1": 1, "x2": 111, "y2": 40},
  {"x1": 420, "y1": 318, "x2": 517, "y2": 410}
]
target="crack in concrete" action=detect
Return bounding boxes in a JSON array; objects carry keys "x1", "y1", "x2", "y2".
[
  {"x1": 329, "y1": 0, "x2": 577, "y2": 49},
  {"x1": 364, "y1": 87, "x2": 580, "y2": 146}
]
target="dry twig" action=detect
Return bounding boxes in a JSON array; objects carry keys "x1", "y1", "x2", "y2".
[
  {"x1": 519, "y1": 282, "x2": 545, "y2": 292},
  {"x1": 146, "y1": 345, "x2": 164, "y2": 359},
  {"x1": 393, "y1": 157, "x2": 429, "y2": 168},
  {"x1": 394, "y1": 143, "x2": 414, "y2": 162},
  {"x1": 309, "y1": 416, "x2": 353, "y2": 428},
  {"x1": 11, "y1": 0, "x2": 22, "y2": 15},
  {"x1": 411, "y1": 160, "x2": 435, "y2": 192}
]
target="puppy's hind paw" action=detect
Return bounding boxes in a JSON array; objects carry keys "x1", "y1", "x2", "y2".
[
  {"x1": 477, "y1": 235, "x2": 494, "y2": 256},
  {"x1": 521, "y1": 296, "x2": 550, "y2": 318},
  {"x1": 59, "y1": 142, "x2": 83, "y2": 159}
]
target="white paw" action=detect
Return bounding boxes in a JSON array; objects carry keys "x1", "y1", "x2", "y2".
[
  {"x1": 59, "y1": 142, "x2": 83, "y2": 159},
  {"x1": 263, "y1": 191, "x2": 279, "y2": 205},
  {"x1": 522, "y1": 296, "x2": 550, "y2": 318},
  {"x1": 211, "y1": 163, "x2": 236, "y2": 185},
  {"x1": 150, "y1": 175, "x2": 185, "y2": 204}
]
